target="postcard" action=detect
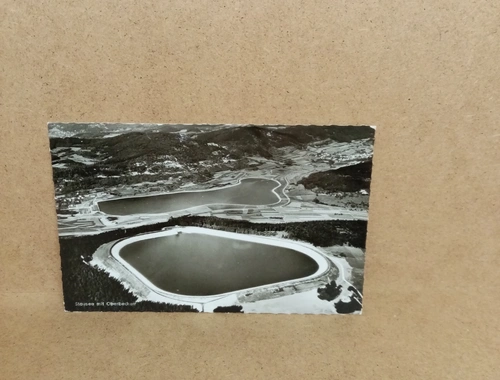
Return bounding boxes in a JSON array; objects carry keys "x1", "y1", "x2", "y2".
[{"x1": 49, "y1": 123, "x2": 375, "y2": 313}]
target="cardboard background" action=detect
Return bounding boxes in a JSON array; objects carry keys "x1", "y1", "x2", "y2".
[{"x1": 1, "y1": 1, "x2": 499, "y2": 378}]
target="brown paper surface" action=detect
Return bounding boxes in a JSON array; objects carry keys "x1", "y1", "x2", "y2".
[{"x1": 1, "y1": 1, "x2": 499, "y2": 379}]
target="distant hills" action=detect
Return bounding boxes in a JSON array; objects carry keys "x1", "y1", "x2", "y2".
[
  {"x1": 48, "y1": 123, "x2": 231, "y2": 139},
  {"x1": 50, "y1": 124, "x2": 374, "y2": 165},
  {"x1": 48, "y1": 123, "x2": 374, "y2": 141},
  {"x1": 196, "y1": 125, "x2": 374, "y2": 159},
  {"x1": 49, "y1": 124, "x2": 374, "y2": 195}
]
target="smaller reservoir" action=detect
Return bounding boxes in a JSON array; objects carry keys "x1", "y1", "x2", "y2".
[{"x1": 98, "y1": 178, "x2": 281, "y2": 215}]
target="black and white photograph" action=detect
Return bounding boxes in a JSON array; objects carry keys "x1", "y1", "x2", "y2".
[{"x1": 49, "y1": 123, "x2": 375, "y2": 314}]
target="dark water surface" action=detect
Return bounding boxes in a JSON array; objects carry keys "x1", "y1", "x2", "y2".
[
  {"x1": 119, "y1": 232, "x2": 319, "y2": 296},
  {"x1": 99, "y1": 178, "x2": 280, "y2": 215}
]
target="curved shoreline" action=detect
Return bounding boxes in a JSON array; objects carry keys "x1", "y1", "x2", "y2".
[{"x1": 96, "y1": 176, "x2": 288, "y2": 217}]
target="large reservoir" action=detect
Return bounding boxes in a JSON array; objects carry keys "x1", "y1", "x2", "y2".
[{"x1": 113, "y1": 228, "x2": 321, "y2": 296}]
